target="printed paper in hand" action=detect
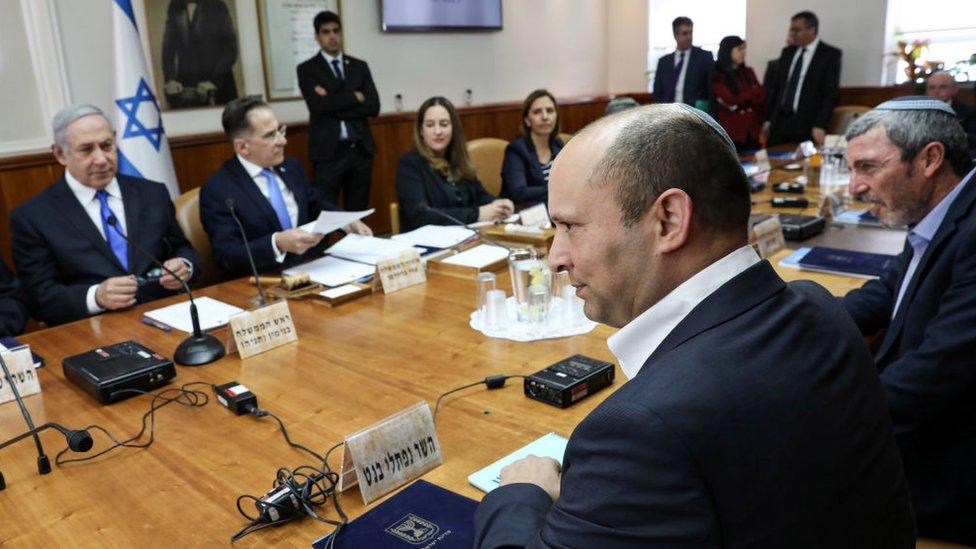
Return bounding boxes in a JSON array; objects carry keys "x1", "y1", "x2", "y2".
[
  {"x1": 143, "y1": 296, "x2": 244, "y2": 333},
  {"x1": 285, "y1": 256, "x2": 375, "y2": 287},
  {"x1": 299, "y1": 209, "x2": 375, "y2": 235}
]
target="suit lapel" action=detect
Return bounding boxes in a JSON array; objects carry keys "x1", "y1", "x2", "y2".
[
  {"x1": 876, "y1": 178, "x2": 976, "y2": 363},
  {"x1": 51, "y1": 177, "x2": 126, "y2": 272},
  {"x1": 642, "y1": 261, "x2": 786, "y2": 369},
  {"x1": 315, "y1": 54, "x2": 340, "y2": 88},
  {"x1": 119, "y1": 177, "x2": 141, "y2": 272},
  {"x1": 229, "y1": 158, "x2": 283, "y2": 230}
]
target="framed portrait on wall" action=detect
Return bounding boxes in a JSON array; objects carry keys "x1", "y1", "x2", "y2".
[
  {"x1": 257, "y1": 0, "x2": 341, "y2": 101},
  {"x1": 145, "y1": 0, "x2": 246, "y2": 110}
]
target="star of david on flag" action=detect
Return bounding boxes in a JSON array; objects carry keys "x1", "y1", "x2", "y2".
[{"x1": 112, "y1": 0, "x2": 179, "y2": 197}]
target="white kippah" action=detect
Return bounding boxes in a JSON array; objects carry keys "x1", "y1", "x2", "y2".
[
  {"x1": 673, "y1": 103, "x2": 738, "y2": 156},
  {"x1": 875, "y1": 95, "x2": 957, "y2": 116}
]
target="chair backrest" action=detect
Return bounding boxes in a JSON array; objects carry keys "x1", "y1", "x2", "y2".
[
  {"x1": 826, "y1": 105, "x2": 871, "y2": 136},
  {"x1": 389, "y1": 202, "x2": 400, "y2": 235},
  {"x1": 466, "y1": 137, "x2": 509, "y2": 197},
  {"x1": 173, "y1": 188, "x2": 218, "y2": 288},
  {"x1": 558, "y1": 132, "x2": 573, "y2": 144}
]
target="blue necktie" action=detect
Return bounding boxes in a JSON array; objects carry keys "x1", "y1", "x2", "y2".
[
  {"x1": 671, "y1": 51, "x2": 685, "y2": 102},
  {"x1": 331, "y1": 58, "x2": 344, "y2": 81},
  {"x1": 95, "y1": 189, "x2": 128, "y2": 270},
  {"x1": 261, "y1": 168, "x2": 292, "y2": 230}
]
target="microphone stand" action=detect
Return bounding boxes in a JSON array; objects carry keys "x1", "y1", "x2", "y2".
[
  {"x1": 225, "y1": 198, "x2": 267, "y2": 307},
  {"x1": 106, "y1": 217, "x2": 224, "y2": 366},
  {"x1": 0, "y1": 350, "x2": 49, "y2": 489},
  {"x1": 0, "y1": 419, "x2": 93, "y2": 491}
]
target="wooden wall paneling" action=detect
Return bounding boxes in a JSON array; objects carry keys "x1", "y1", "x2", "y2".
[{"x1": 0, "y1": 163, "x2": 62, "y2": 265}]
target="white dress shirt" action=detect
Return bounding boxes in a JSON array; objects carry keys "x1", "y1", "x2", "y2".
[
  {"x1": 786, "y1": 36, "x2": 820, "y2": 112},
  {"x1": 65, "y1": 171, "x2": 127, "y2": 314},
  {"x1": 320, "y1": 50, "x2": 350, "y2": 141},
  {"x1": 607, "y1": 245, "x2": 761, "y2": 379},
  {"x1": 236, "y1": 154, "x2": 299, "y2": 263},
  {"x1": 674, "y1": 48, "x2": 690, "y2": 104}
]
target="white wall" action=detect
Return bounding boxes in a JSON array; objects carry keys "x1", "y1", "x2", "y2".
[
  {"x1": 745, "y1": 0, "x2": 888, "y2": 86},
  {"x1": 606, "y1": 0, "x2": 650, "y2": 93}
]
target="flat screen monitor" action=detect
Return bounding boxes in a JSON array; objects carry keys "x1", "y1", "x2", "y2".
[{"x1": 381, "y1": 0, "x2": 503, "y2": 31}]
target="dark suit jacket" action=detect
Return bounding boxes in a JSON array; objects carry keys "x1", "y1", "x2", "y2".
[
  {"x1": 297, "y1": 53, "x2": 380, "y2": 162},
  {"x1": 951, "y1": 99, "x2": 976, "y2": 154},
  {"x1": 396, "y1": 149, "x2": 496, "y2": 232},
  {"x1": 653, "y1": 46, "x2": 714, "y2": 106},
  {"x1": 765, "y1": 41, "x2": 841, "y2": 144},
  {"x1": 200, "y1": 156, "x2": 340, "y2": 280},
  {"x1": 842, "y1": 171, "x2": 976, "y2": 544},
  {"x1": 500, "y1": 135, "x2": 564, "y2": 206},
  {"x1": 9, "y1": 175, "x2": 200, "y2": 326},
  {"x1": 476, "y1": 260, "x2": 915, "y2": 548},
  {"x1": 162, "y1": 0, "x2": 238, "y2": 104},
  {"x1": 0, "y1": 256, "x2": 27, "y2": 336}
]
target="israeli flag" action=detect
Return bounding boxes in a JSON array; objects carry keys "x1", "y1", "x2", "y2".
[{"x1": 112, "y1": 0, "x2": 179, "y2": 198}]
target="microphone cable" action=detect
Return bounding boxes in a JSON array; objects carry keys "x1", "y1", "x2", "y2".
[{"x1": 432, "y1": 374, "x2": 526, "y2": 422}]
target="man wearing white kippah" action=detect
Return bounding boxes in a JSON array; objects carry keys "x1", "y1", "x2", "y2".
[{"x1": 842, "y1": 95, "x2": 976, "y2": 544}]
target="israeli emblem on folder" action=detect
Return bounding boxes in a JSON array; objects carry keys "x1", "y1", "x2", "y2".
[{"x1": 385, "y1": 513, "x2": 439, "y2": 544}]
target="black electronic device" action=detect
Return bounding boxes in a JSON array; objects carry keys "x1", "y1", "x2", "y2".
[
  {"x1": 771, "y1": 197, "x2": 809, "y2": 208},
  {"x1": 778, "y1": 213, "x2": 826, "y2": 241},
  {"x1": 524, "y1": 354, "x2": 615, "y2": 408},
  {"x1": 62, "y1": 341, "x2": 175, "y2": 404},
  {"x1": 773, "y1": 182, "x2": 806, "y2": 193}
]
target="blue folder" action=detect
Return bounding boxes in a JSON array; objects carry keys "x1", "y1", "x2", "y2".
[
  {"x1": 312, "y1": 479, "x2": 478, "y2": 548},
  {"x1": 798, "y1": 247, "x2": 896, "y2": 278}
]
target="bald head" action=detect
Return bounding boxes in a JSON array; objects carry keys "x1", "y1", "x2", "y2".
[{"x1": 926, "y1": 71, "x2": 958, "y2": 104}]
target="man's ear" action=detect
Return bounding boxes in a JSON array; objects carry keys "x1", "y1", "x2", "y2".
[
  {"x1": 51, "y1": 144, "x2": 68, "y2": 167},
  {"x1": 232, "y1": 137, "x2": 248, "y2": 157},
  {"x1": 651, "y1": 188, "x2": 693, "y2": 254},
  {"x1": 918, "y1": 141, "x2": 946, "y2": 179}
]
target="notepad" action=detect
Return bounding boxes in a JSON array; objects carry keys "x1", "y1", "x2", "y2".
[
  {"x1": 439, "y1": 244, "x2": 508, "y2": 268},
  {"x1": 143, "y1": 296, "x2": 244, "y2": 333},
  {"x1": 285, "y1": 255, "x2": 376, "y2": 287},
  {"x1": 468, "y1": 432, "x2": 569, "y2": 493},
  {"x1": 327, "y1": 234, "x2": 421, "y2": 266},
  {"x1": 392, "y1": 225, "x2": 476, "y2": 249}
]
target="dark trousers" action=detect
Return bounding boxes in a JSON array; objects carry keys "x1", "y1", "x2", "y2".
[
  {"x1": 313, "y1": 142, "x2": 374, "y2": 211},
  {"x1": 768, "y1": 113, "x2": 813, "y2": 146}
]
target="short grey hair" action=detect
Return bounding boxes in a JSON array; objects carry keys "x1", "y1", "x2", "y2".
[
  {"x1": 846, "y1": 109, "x2": 972, "y2": 176},
  {"x1": 52, "y1": 103, "x2": 110, "y2": 149}
]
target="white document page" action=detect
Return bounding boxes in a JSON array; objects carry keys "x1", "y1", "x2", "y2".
[
  {"x1": 284, "y1": 256, "x2": 375, "y2": 287},
  {"x1": 468, "y1": 432, "x2": 569, "y2": 493},
  {"x1": 326, "y1": 234, "x2": 419, "y2": 266},
  {"x1": 299, "y1": 208, "x2": 375, "y2": 235},
  {"x1": 440, "y1": 244, "x2": 508, "y2": 268},
  {"x1": 391, "y1": 225, "x2": 476, "y2": 248},
  {"x1": 143, "y1": 296, "x2": 245, "y2": 333}
]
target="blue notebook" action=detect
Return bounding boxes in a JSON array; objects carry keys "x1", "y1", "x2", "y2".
[
  {"x1": 798, "y1": 247, "x2": 896, "y2": 278},
  {"x1": 312, "y1": 480, "x2": 478, "y2": 548}
]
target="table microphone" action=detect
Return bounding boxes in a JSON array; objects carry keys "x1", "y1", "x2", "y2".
[
  {"x1": 106, "y1": 217, "x2": 225, "y2": 366},
  {"x1": 225, "y1": 198, "x2": 267, "y2": 306},
  {"x1": 0, "y1": 420, "x2": 93, "y2": 489},
  {"x1": 417, "y1": 205, "x2": 518, "y2": 251},
  {"x1": 0, "y1": 350, "x2": 51, "y2": 483}
]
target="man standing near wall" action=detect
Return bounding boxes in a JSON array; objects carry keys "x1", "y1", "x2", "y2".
[
  {"x1": 297, "y1": 11, "x2": 380, "y2": 212},
  {"x1": 652, "y1": 17, "x2": 714, "y2": 110}
]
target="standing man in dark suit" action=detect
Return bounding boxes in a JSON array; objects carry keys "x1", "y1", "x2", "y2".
[
  {"x1": 927, "y1": 71, "x2": 976, "y2": 154},
  {"x1": 200, "y1": 97, "x2": 371, "y2": 280},
  {"x1": 763, "y1": 11, "x2": 841, "y2": 146},
  {"x1": 10, "y1": 105, "x2": 199, "y2": 326},
  {"x1": 0, "y1": 257, "x2": 27, "y2": 336},
  {"x1": 474, "y1": 104, "x2": 914, "y2": 547},
  {"x1": 842, "y1": 97, "x2": 976, "y2": 545},
  {"x1": 652, "y1": 17, "x2": 714, "y2": 109},
  {"x1": 162, "y1": 0, "x2": 239, "y2": 107},
  {"x1": 297, "y1": 10, "x2": 380, "y2": 212}
]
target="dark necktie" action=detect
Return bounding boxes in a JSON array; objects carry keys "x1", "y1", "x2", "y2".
[
  {"x1": 261, "y1": 168, "x2": 292, "y2": 230},
  {"x1": 95, "y1": 189, "x2": 128, "y2": 270},
  {"x1": 331, "y1": 59, "x2": 344, "y2": 81},
  {"x1": 671, "y1": 52, "x2": 685, "y2": 102},
  {"x1": 781, "y1": 48, "x2": 806, "y2": 115}
]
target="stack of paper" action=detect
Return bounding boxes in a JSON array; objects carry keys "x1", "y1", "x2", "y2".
[
  {"x1": 284, "y1": 255, "x2": 375, "y2": 287},
  {"x1": 326, "y1": 234, "x2": 420, "y2": 265},
  {"x1": 392, "y1": 225, "x2": 476, "y2": 249},
  {"x1": 440, "y1": 244, "x2": 509, "y2": 268},
  {"x1": 142, "y1": 296, "x2": 244, "y2": 333}
]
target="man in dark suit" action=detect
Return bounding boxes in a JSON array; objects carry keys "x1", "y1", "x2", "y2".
[
  {"x1": 927, "y1": 71, "x2": 976, "y2": 154},
  {"x1": 764, "y1": 11, "x2": 841, "y2": 146},
  {"x1": 0, "y1": 257, "x2": 28, "y2": 336},
  {"x1": 653, "y1": 17, "x2": 714, "y2": 109},
  {"x1": 474, "y1": 104, "x2": 915, "y2": 547},
  {"x1": 842, "y1": 97, "x2": 976, "y2": 544},
  {"x1": 162, "y1": 0, "x2": 239, "y2": 107},
  {"x1": 200, "y1": 97, "x2": 371, "y2": 280},
  {"x1": 297, "y1": 10, "x2": 380, "y2": 212},
  {"x1": 9, "y1": 104, "x2": 199, "y2": 326}
]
